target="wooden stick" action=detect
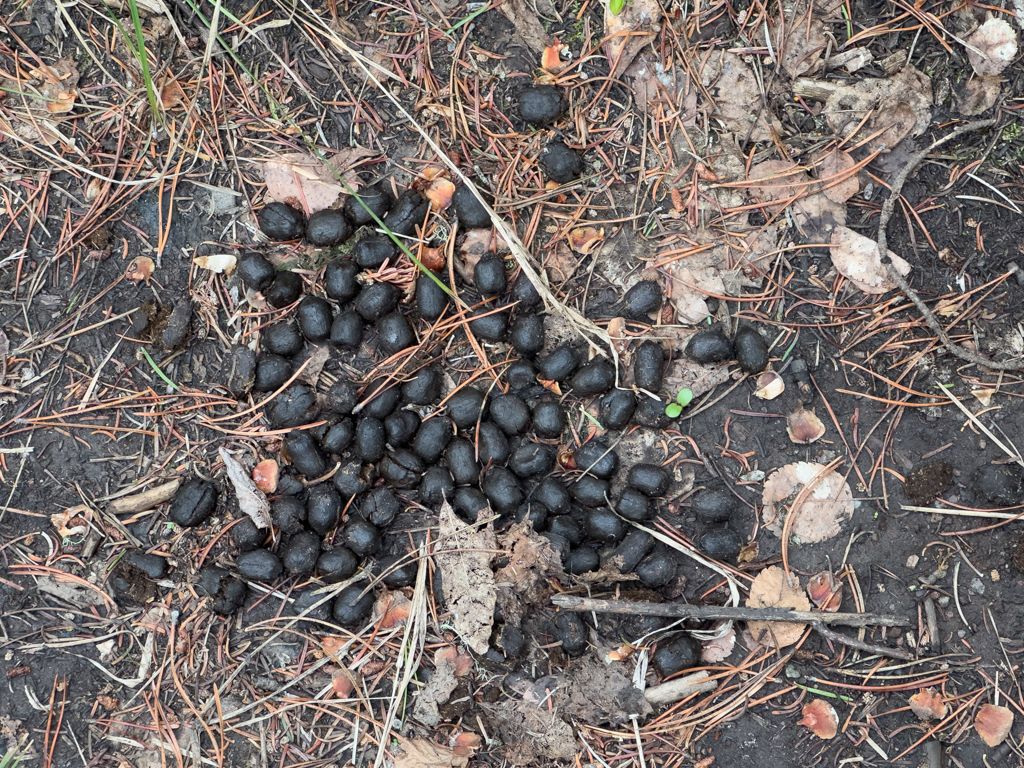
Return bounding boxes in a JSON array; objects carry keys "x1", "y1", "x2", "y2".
[{"x1": 551, "y1": 595, "x2": 911, "y2": 627}]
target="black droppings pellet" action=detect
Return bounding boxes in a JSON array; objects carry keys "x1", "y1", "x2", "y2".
[
  {"x1": 476, "y1": 421, "x2": 511, "y2": 465},
  {"x1": 416, "y1": 272, "x2": 450, "y2": 320},
  {"x1": 169, "y1": 478, "x2": 218, "y2": 528},
  {"x1": 627, "y1": 463, "x2": 670, "y2": 497},
  {"x1": 506, "y1": 359, "x2": 537, "y2": 391},
  {"x1": 685, "y1": 327, "x2": 732, "y2": 364},
  {"x1": 531, "y1": 400, "x2": 565, "y2": 439},
  {"x1": 585, "y1": 507, "x2": 624, "y2": 543},
  {"x1": 734, "y1": 326, "x2": 769, "y2": 373},
  {"x1": 380, "y1": 553, "x2": 417, "y2": 588},
  {"x1": 490, "y1": 394, "x2": 531, "y2": 436},
  {"x1": 267, "y1": 383, "x2": 319, "y2": 428},
  {"x1": 474, "y1": 255, "x2": 507, "y2": 296},
  {"x1": 454, "y1": 486, "x2": 490, "y2": 521},
  {"x1": 383, "y1": 191, "x2": 428, "y2": 237},
  {"x1": 379, "y1": 449, "x2": 424, "y2": 488},
  {"x1": 332, "y1": 582, "x2": 374, "y2": 626},
  {"x1": 572, "y1": 476, "x2": 609, "y2": 508},
  {"x1": 616, "y1": 487, "x2": 652, "y2": 522},
  {"x1": 552, "y1": 612, "x2": 587, "y2": 655},
  {"x1": 518, "y1": 84, "x2": 567, "y2": 125},
  {"x1": 540, "y1": 141, "x2": 584, "y2": 184},
  {"x1": 237, "y1": 252, "x2": 275, "y2": 291},
  {"x1": 698, "y1": 528, "x2": 743, "y2": 563},
  {"x1": 317, "y1": 547, "x2": 359, "y2": 583},
  {"x1": 324, "y1": 259, "x2": 360, "y2": 302},
  {"x1": 284, "y1": 431, "x2": 327, "y2": 479},
  {"x1": 262, "y1": 321, "x2": 304, "y2": 357},
  {"x1": 652, "y1": 634, "x2": 701, "y2": 677},
  {"x1": 537, "y1": 346, "x2": 579, "y2": 382},
  {"x1": 297, "y1": 296, "x2": 333, "y2": 342},
  {"x1": 452, "y1": 184, "x2": 492, "y2": 229},
  {"x1": 599, "y1": 389, "x2": 636, "y2": 430},
  {"x1": 633, "y1": 394, "x2": 672, "y2": 429},
  {"x1": 565, "y1": 546, "x2": 600, "y2": 574},
  {"x1": 569, "y1": 358, "x2": 615, "y2": 396},
  {"x1": 512, "y1": 271, "x2": 542, "y2": 307},
  {"x1": 574, "y1": 440, "x2": 618, "y2": 479},
  {"x1": 353, "y1": 236, "x2": 397, "y2": 269},
  {"x1": 321, "y1": 419, "x2": 354, "y2": 454},
  {"x1": 508, "y1": 442, "x2": 555, "y2": 478},
  {"x1": 636, "y1": 551, "x2": 677, "y2": 587},
  {"x1": 342, "y1": 519, "x2": 381, "y2": 557},
  {"x1": 355, "y1": 418, "x2": 387, "y2": 463},
  {"x1": 258, "y1": 202, "x2": 305, "y2": 241},
  {"x1": 447, "y1": 387, "x2": 487, "y2": 429},
  {"x1": 691, "y1": 483, "x2": 737, "y2": 522},
  {"x1": 232, "y1": 517, "x2": 265, "y2": 551},
  {"x1": 633, "y1": 340, "x2": 665, "y2": 392},
  {"x1": 482, "y1": 466, "x2": 524, "y2": 514},
  {"x1": 419, "y1": 465, "x2": 455, "y2": 506},
  {"x1": 614, "y1": 529, "x2": 653, "y2": 573},
  {"x1": 547, "y1": 514, "x2": 582, "y2": 545},
  {"x1": 253, "y1": 354, "x2": 292, "y2": 392},
  {"x1": 377, "y1": 312, "x2": 416, "y2": 353},
  {"x1": 975, "y1": 464, "x2": 1024, "y2": 505},
  {"x1": 468, "y1": 308, "x2": 509, "y2": 341},
  {"x1": 445, "y1": 438, "x2": 479, "y2": 486},
  {"x1": 355, "y1": 281, "x2": 400, "y2": 322},
  {"x1": 306, "y1": 484, "x2": 342, "y2": 535},
  {"x1": 402, "y1": 367, "x2": 441, "y2": 405},
  {"x1": 384, "y1": 409, "x2": 420, "y2": 447},
  {"x1": 498, "y1": 625, "x2": 527, "y2": 658},
  {"x1": 333, "y1": 460, "x2": 370, "y2": 499},
  {"x1": 237, "y1": 548, "x2": 283, "y2": 583},
  {"x1": 126, "y1": 549, "x2": 167, "y2": 579},
  {"x1": 363, "y1": 487, "x2": 401, "y2": 527},
  {"x1": 412, "y1": 417, "x2": 453, "y2": 464},
  {"x1": 264, "y1": 270, "x2": 303, "y2": 309},
  {"x1": 198, "y1": 565, "x2": 246, "y2": 614},
  {"x1": 330, "y1": 311, "x2": 365, "y2": 348},
  {"x1": 306, "y1": 209, "x2": 352, "y2": 247},
  {"x1": 345, "y1": 182, "x2": 394, "y2": 226},
  {"x1": 510, "y1": 314, "x2": 545, "y2": 357},
  {"x1": 620, "y1": 280, "x2": 662, "y2": 319},
  {"x1": 282, "y1": 531, "x2": 320, "y2": 576},
  {"x1": 533, "y1": 478, "x2": 571, "y2": 515},
  {"x1": 272, "y1": 496, "x2": 306, "y2": 535},
  {"x1": 361, "y1": 380, "x2": 401, "y2": 419},
  {"x1": 327, "y1": 379, "x2": 359, "y2": 416}
]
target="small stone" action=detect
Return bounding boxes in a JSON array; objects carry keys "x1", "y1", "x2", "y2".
[
  {"x1": 237, "y1": 549, "x2": 283, "y2": 583},
  {"x1": 258, "y1": 202, "x2": 305, "y2": 241},
  {"x1": 686, "y1": 327, "x2": 732, "y2": 364},
  {"x1": 540, "y1": 141, "x2": 584, "y2": 184},
  {"x1": 518, "y1": 85, "x2": 567, "y2": 124},
  {"x1": 306, "y1": 209, "x2": 352, "y2": 247}
]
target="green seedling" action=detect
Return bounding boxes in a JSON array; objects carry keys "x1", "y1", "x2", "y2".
[
  {"x1": 664, "y1": 388, "x2": 693, "y2": 419},
  {"x1": 609, "y1": 0, "x2": 627, "y2": 14}
]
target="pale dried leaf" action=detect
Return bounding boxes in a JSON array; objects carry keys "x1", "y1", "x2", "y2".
[
  {"x1": 126, "y1": 257, "x2": 155, "y2": 283},
  {"x1": 218, "y1": 448, "x2": 271, "y2": 528},
  {"x1": 746, "y1": 565, "x2": 810, "y2": 647},
  {"x1": 435, "y1": 502, "x2": 497, "y2": 654},
  {"x1": 193, "y1": 253, "x2": 236, "y2": 274},
  {"x1": 568, "y1": 226, "x2": 605, "y2": 255},
  {"x1": 603, "y1": 0, "x2": 662, "y2": 74},
  {"x1": 262, "y1": 148, "x2": 372, "y2": 213},
  {"x1": 394, "y1": 737, "x2": 468, "y2": 768},
  {"x1": 701, "y1": 51, "x2": 782, "y2": 142},
  {"x1": 975, "y1": 703, "x2": 1013, "y2": 747},
  {"x1": 787, "y1": 407, "x2": 826, "y2": 444},
  {"x1": 36, "y1": 575, "x2": 107, "y2": 607},
  {"x1": 818, "y1": 149, "x2": 859, "y2": 203},
  {"x1": 966, "y1": 18, "x2": 1017, "y2": 76},
  {"x1": 781, "y1": 0, "x2": 826, "y2": 77},
  {"x1": 958, "y1": 76, "x2": 1002, "y2": 116},
  {"x1": 701, "y1": 626, "x2": 736, "y2": 662},
  {"x1": 830, "y1": 226, "x2": 911, "y2": 294},
  {"x1": 762, "y1": 462, "x2": 855, "y2": 544}
]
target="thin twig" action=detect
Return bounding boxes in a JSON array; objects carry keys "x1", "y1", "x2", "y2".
[
  {"x1": 877, "y1": 117, "x2": 1023, "y2": 371},
  {"x1": 811, "y1": 622, "x2": 913, "y2": 660}
]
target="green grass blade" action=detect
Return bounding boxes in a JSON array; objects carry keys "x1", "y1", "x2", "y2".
[{"x1": 140, "y1": 346, "x2": 180, "y2": 391}]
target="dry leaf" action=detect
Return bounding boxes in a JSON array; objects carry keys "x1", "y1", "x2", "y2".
[
  {"x1": 957, "y1": 76, "x2": 1002, "y2": 116},
  {"x1": 544, "y1": 241, "x2": 579, "y2": 285},
  {"x1": 321, "y1": 635, "x2": 348, "y2": 662},
  {"x1": 252, "y1": 459, "x2": 278, "y2": 493},
  {"x1": 966, "y1": 18, "x2": 1017, "y2": 76},
  {"x1": 603, "y1": 0, "x2": 662, "y2": 74},
  {"x1": 781, "y1": 0, "x2": 826, "y2": 78},
  {"x1": 262, "y1": 148, "x2": 372, "y2": 213},
  {"x1": 830, "y1": 226, "x2": 911, "y2": 294},
  {"x1": 701, "y1": 51, "x2": 782, "y2": 142},
  {"x1": 975, "y1": 703, "x2": 1014, "y2": 747},
  {"x1": 450, "y1": 732, "x2": 482, "y2": 758},
  {"x1": 798, "y1": 699, "x2": 838, "y2": 739},
  {"x1": 818, "y1": 149, "x2": 859, "y2": 203},
  {"x1": 96, "y1": 694, "x2": 120, "y2": 710},
  {"x1": 436, "y1": 645, "x2": 474, "y2": 676},
  {"x1": 126, "y1": 257, "x2": 155, "y2": 283},
  {"x1": 762, "y1": 462, "x2": 855, "y2": 545},
  {"x1": 495, "y1": 0, "x2": 550, "y2": 55},
  {"x1": 374, "y1": 589, "x2": 411, "y2": 628},
  {"x1": 568, "y1": 226, "x2": 605, "y2": 254},
  {"x1": 909, "y1": 688, "x2": 947, "y2": 721},
  {"x1": 193, "y1": 253, "x2": 236, "y2": 274},
  {"x1": 218, "y1": 448, "x2": 271, "y2": 529},
  {"x1": 787, "y1": 407, "x2": 825, "y2": 444},
  {"x1": 435, "y1": 502, "x2": 497, "y2": 654},
  {"x1": 806, "y1": 571, "x2": 842, "y2": 612},
  {"x1": 701, "y1": 626, "x2": 736, "y2": 663},
  {"x1": 159, "y1": 79, "x2": 184, "y2": 109},
  {"x1": 394, "y1": 737, "x2": 469, "y2": 768},
  {"x1": 331, "y1": 668, "x2": 357, "y2": 698},
  {"x1": 972, "y1": 388, "x2": 996, "y2": 407},
  {"x1": 746, "y1": 566, "x2": 811, "y2": 647},
  {"x1": 42, "y1": 86, "x2": 76, "y2": 114}
]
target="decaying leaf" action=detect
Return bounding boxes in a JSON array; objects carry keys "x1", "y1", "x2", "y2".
[
  {"x1": 603, "y1": 0, "x2": 662, "y2": 74},
  {"x1": 781, "y1": 0, "x2": 826, "y2": 78},
  {"x1": 817, "y1": 149, "x2": 859, "y2": 203},
  {"x1": 262, "y1": 148, "x2": 373, "y2": 213},
  {"x1": 786, "y1": 407, "x2": 826, "y2": 444},
  {"x1": 435, "y1": 502, "x2": 497, "y2": 654},
  {"x1": 373, "y1": 588, "x2": 411, "y2": 629},
  {"x1": 568, "y1": 226, "x2": 605, "y2": 254},
  {"x1": 394, "y1": 736, "x2": 470, "y2": 768},
  {"x1": 746, "y1": 566, "x2": 811, "y2": 648},
  {"x1": 806, "y1": 571, "x2": 842, "y2": 612},
  {"x1": 975, "y1": 703, "x2": 1013, "y2": 747},
  {"x1": 495, "y1": 0, "x2": 550, "y2": 55},
  {"x1": 701, "y1": 51, "x2": 782, "y2": 142},
  {"x1": 909, "y1": 688, "x2": 947, "y2": 721},
  {"x1": 966, "y1": 18, "x2": 1017, "y2": 77},
  {"x1": 798, "y1": 698, "x2": 838, "y2": 739},
  {"x1": 958, "y1": 76, "x2": 1002, "y2": 116},
  {"x1": 126, "y1": 257, "x2": 155, "y2": 283},
  {"x1": 701, "y1": 626, "x2": 736, "y2": 663},
  {"x1": 193, "y1": 253, "x2": 236, "y2": 274},
  {"x1": 762, "y1": 462, "x2": 855, "y2": 545},
  {"x1": 830, "y1": 226, "x2": 911, "y2": 294},
  {"x1": 218, "y1": 448, "x2": 271, "y2": 529}
]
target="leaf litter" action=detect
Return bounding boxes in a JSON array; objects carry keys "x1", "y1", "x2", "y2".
[
  {"x1": 762, "y1": 462, "x2": 854, "y2": 545},
  {"x1": 434, "y1": 502, "x2": 497, "y2": 655}
]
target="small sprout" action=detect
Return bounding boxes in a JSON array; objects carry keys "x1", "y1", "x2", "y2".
[
  {"x1": 798, "y1": 698, "x2": 839, "y2": 739},
  {"x1": 665, "y1": 388, "x2": 693, "y2": 419},
  {"x1": 608, "y1": 0, "x2": 627, "y2": 15}
]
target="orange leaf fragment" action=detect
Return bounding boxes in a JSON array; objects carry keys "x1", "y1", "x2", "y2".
[
  {"x1": 160, "y1": 79, "x2": 184, "y2": 109},
  {"x1": 541, "y1": 39, "x2": 566, "y2": 73},
  {"x1": 435, "y1": 645, "x2": 474, "y2": 676},
  {"x1": 450, "y1": 732, "x2": 482, "y2": 757},
  {"x1": 975, "y1": 703, "x2": 1013, "y2": 747},
  {"x1": 425, "y1": 178, "x2": 455, "y2": 211},
  {"x1": 568, "y1": 226, "x2": 605, "y2": 254},
  {"x1": 419, "y1": 246, "x2": 446, "y2": 271},
  {"x1": 798, "y1": 698, "x2": 838, "y2": 739},
  {"x1": 321, "y1": 635, "x2": 347, "y2": 661},
  {"x1": 909, "y1": 688, "x2": 947, "y2": 721},
  {"x1": 252, "y1": 459, "x2": 279, "y2": 493},
  {"x1": 806, "y1": 571, "x2": 842, "y2": 612},
  {"x1": 126, "y1": 256, "x2": 155, "y2": 283}
]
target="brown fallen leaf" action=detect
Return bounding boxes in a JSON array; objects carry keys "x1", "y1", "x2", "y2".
[
  {"x1": 603, "y1": 0, "x2": 662, "y2": 74},
  {"x1": 435, "y1": 502, "x2": 497, "y2": 654},
  {"x1": 781, "y1": 0, "x2": 826, "y2": 78},
  {"x1": 909, "y1": 688, "x2": 947, "y2": 721},
  {"x1": 975, "y1": 703, "x2": 1013, "y2": 747},
  {"x1": 262, "y1": 147, "x2": 373, "y2": 213},
  {"x1": 394, "y1": 736, "x2": 469, "y2": 768},
  {"x1": 126, "y1": 256, "x2": 155, "y2": 283},
  {"x1": 817, "y1": 149, "x2": 859, "y2": 203},
  {"x1": 701, "y1": 51, "x2": 782, "y2": 142},
  {"x1": 806, "y1": 571, "x2": 842, "y2": 612},
  {"x1": 746, "y1": 565, "x2": 810, "y2": 648},
  {"x1": 495, "y1": 0, "x2": 550, "y2": 55},
  {"x1": 786, "y1": 407, "x2": 826, "y2": 444},
  {"x1": 830, "y1": 226, "x2": 911, "y2": 294},
  {"x1": 957, "y1": 76, "x2": 1002, "y2": 116},
  {"x1": 798, "y1": 698, "x2": 838, "y2": 739},
  {"x1": 966, "y1": 18, "x2": 1017, "y2": 77},
  {"x1": 762, "y1": 462, "x2": 854, "y2": 545}
]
